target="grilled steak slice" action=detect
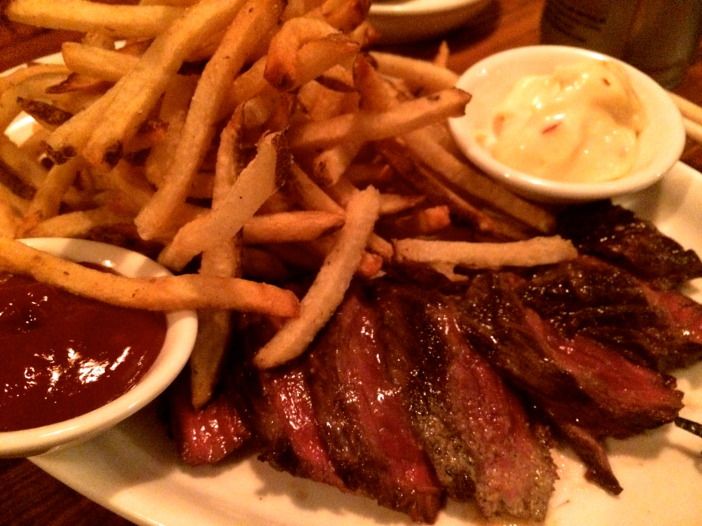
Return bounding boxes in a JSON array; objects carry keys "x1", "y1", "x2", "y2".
[
  {"x1": 522, "y1": 256, "x2": 702, "y2": 371},
  {"x1": 374, "y1": 282, "x2": 477, "y2": 502},
  {"x1": 458, "y1": 272, "x2": 683, "y2": 491},
  {"x1": 557, "y1": 201, "x2": 702, "y2": 289},
  {"x1": 255, "y1": 366, "x2": 345, "y2": 489},
  {"x1": 306, "y1": 288, "x2": 444, "y2": 523},
  {"x1": 374, "y1": 281, "x2": 556, "y2": 520},
  {"x1": 169, "y1": 374, "x2": 252, "y2": 465}
]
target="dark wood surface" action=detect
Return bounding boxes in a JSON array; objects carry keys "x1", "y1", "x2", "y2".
[{"x1": 2, "y1": 1, "x2": 702, "y2": 524}]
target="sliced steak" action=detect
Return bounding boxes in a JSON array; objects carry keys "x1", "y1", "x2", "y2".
[
  {"x1": 374, "y1": 281, "x2": 557, "y2": 521},
  {"x1": 458, "y1": 272, "x2": 683, "y2": 492},
  {"x1": 557, "y1": 201, "x2": 702, "y2": 289},
  {"x1": 522, "y1": 256, "x2": 702, "y2": 371},
  {"x1": 374, "y1": 281, "x2": 476, "y2": 502},
  {"x1": 169, "y1": 374, "x2": 252, "y2": 465},
  {"x1": 306, "y1": 288, "x2": 444, "y2": 523},
  {"x1": 256, "y1": 366, "x2": 345, "y2": 489}
]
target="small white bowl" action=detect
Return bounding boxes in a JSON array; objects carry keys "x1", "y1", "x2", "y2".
[
  {"x1": 369, "y1": 0, "x2": 492, "y2": 44},
  {"x1": 448, "y1": 45, "x2": 686, "y2": 203},
  {"x1": 0, "y1": 238, "x2": 198, "y2": 458}
]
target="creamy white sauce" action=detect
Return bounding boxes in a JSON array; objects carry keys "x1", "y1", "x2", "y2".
[{"x1": 479, "y1": 59, "x2": 646, "y2": 183}]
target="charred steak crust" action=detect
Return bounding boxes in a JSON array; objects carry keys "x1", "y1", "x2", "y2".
[
  {"x1": 522, "y1": 256, "x2": 702, "y2": 371},
  {"x1": 557, "y1": 201, "x2": 702, "y2": 289}
]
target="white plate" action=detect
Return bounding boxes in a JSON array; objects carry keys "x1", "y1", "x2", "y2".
[
  {"x1": 369, "y1": 0, "x2": 492, "y2": 44},
  {"x1": 29, "y1": 162, "x2": 702, "y2": 525}
]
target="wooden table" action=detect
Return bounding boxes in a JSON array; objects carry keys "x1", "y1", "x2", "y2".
[{"x1": 2, "y1": 1, "x2": 702, "y2": 524}]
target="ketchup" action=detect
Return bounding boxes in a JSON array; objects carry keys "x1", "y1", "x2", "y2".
[{"x1": 0, "y1": 272, "x2": 166, "y2": 431}]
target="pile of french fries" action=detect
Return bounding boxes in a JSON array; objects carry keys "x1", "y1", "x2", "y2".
[{"x1": 0, "y1": 0, "x2": 577, "y2": 408}]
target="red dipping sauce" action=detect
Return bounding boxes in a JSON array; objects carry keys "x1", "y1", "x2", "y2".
[{"x1": 0, "y1": 272, "x2": 166, "y2": 431}]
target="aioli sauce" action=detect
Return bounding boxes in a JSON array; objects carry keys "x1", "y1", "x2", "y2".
[
  {"x1": 480, "y1": 59, "x2": 646, "y2": 183},
  {"x1": 0, "y1": 272, "x2": 166, "y2": 431}
]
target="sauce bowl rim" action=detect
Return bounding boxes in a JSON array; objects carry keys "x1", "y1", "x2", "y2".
[
  {"x1": 448, "y1": 44, "x2": 686, "y2": 203},
  {"x1": 0, "y1": 237, "x2": 198, "y2": 458}
]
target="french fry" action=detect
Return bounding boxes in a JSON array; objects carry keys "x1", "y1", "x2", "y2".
[
  {"x1": 393, "y1": 236, "x2": 578, "y2": 270},
  {"x1": 311, "y1": 140, "x2": 362, "y2": 186},
  {"x1": 0, "y1": 65, "x2": 69, "y2": 130},
  {"x1": 370, "y1": 50, "x2": 459, "y2": 93},
  {"x1": 189, "y1": 310, "x2": 232, "y2": 409},
  {"x1": 25, "y1": 207, "x2": 130, "y2": 238},
  {"x1": 0, "y1": 182, "x2": 29, "y2": 214},
  {"x1": 289, "y1": 163, "x2": 393, "y2": 258},
  {"x1": 401, "y1": 128, "x2": 556, "y2": 233},
  {"x1": 0, "y1": 134, "x2": 47, "y2": 189},
  {"x1": 44, "y1": 86, "x2": 117, "y2": 164},
  {"x1": 144, "y1": 75, "x2": 198, "y2": 189},
  {"x1": 6, "y1": 0, "x2": 184, "y2": 39},
  {"x1": 265, "y1": 17, "x2": 360, "y2": 91},
  {"x1": 0, "y1": 199, "x2": 18, "y2": 237},
  {"x1": 0, "y1": 238, "x2": 300, "y2": 315},
  {"x1": 189, "y1": 110, "x2": 244, "y2": 409},
  {"x1": 227, "y1": 56, "x2": 268, "y2": 108},
  {"x1": 243, "y1": 211, "x2": 344, "y2": 244},
  {"x1": 20, "y1": 157, "x2": 81, "y2": 233},
  {"x1": 288, "y1": 87, "x2": 471, "y2": 149},
  {"x1": 254, "y1": 185, "x2": 380, "y2": 369},
  {"x1": 392, "y1": 205, "x2": 452, "y2": 237},
  {"x1": 433, "y1": 41, "x2": 450, "y2": 68},
  {"x1": 134, "y1": 0, "x2": 280, "y2": 239},
  {"x1": 326, "y1": 174, "x2": 423, "y2": 215},
  {"x1": 282, "y1": 0, "x2": 324, "y2": 20},
  {"x1": 376, "y1": 138, "x2": 529, "y2": 240},
  {"x1": 61, "y1": 42, "x2": 138, "y2": 82},
  {"x1": 79, "y1": 0, "x2": 249, "y2": 168},
  {"x1": 313, "y1": 0, "x2": 370, "y2": 32},
  {"x1": 159, "y1": 131, "x2": 288, "y2": 271}
]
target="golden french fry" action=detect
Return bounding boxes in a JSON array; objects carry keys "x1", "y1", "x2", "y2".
[
  {"x1": 0, "y1": 182, "x2": 29, "y2": 214},
  {"x1": 370, "y1": 50, "x2": 459, "y2": 93},
  {"x1": 61, "y1": 42, "x2": 139, "y2": 82},
  {"x1": 159, "y1": 131, "x2": 288, "y2": 270},
  {"x1": 401, "y1": 127, "x2": 556, "y2": 233},
  {"x1": 189, "y1": 108, "x2": 245, "y2": 409},
  {"x1": 0, "y1": 134, "x2": 47, "y2": 189},
  {"x1": 79, "y1": 0, "x2": 248, "y2": 168},
  {"x1": 314, "y1": 0, "x2": 370, "y2": 32},
  {"x1": 6, "y1": 0, "x2": 184, "y2": 38},
  {"x1": 394, "y1": 236, "x2": 578, "y2": 269},
  {"x1": 0, "y1": 199, "x2": 18, "y2": 238},
  {"x1": 190, "y1": 310, "x2": 232, "y2": 409},
  {"x1": 394, "y1": 205, "x2": 452, "y2": 236},
  {"x1": 0, "y1": 238, "x2": 300, "y2": 315},
  {"x1": 144, "y1": 75, "x2": 198, "y2": 189},
  {"x1": 288, "y1": 87, "x2": 471, "y2": 149},
  {"x1": 312, "y1": 140, "x2": 362, "y2": 186},
  {"x1": 254, "y1": 185, "x2": 380, "y2": 369},
  {"x1": 243, "y1": 211, "x2": 344, "y2": 244},
  {"x1": 433, "y1": 41, "x2": 450, "y2": 68},
  {"x1": 134, "y1": 0, "x2": 280, "y2": 239},
  {"x1": 24, "y1": 207, "x2": 130, "y2": 238},
  {"x1": 20, "y1": 157, "x2": 81, "y2": 233},
  {"x1": 265, "y1": 17, "x2": 359, "y2": 91}
]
